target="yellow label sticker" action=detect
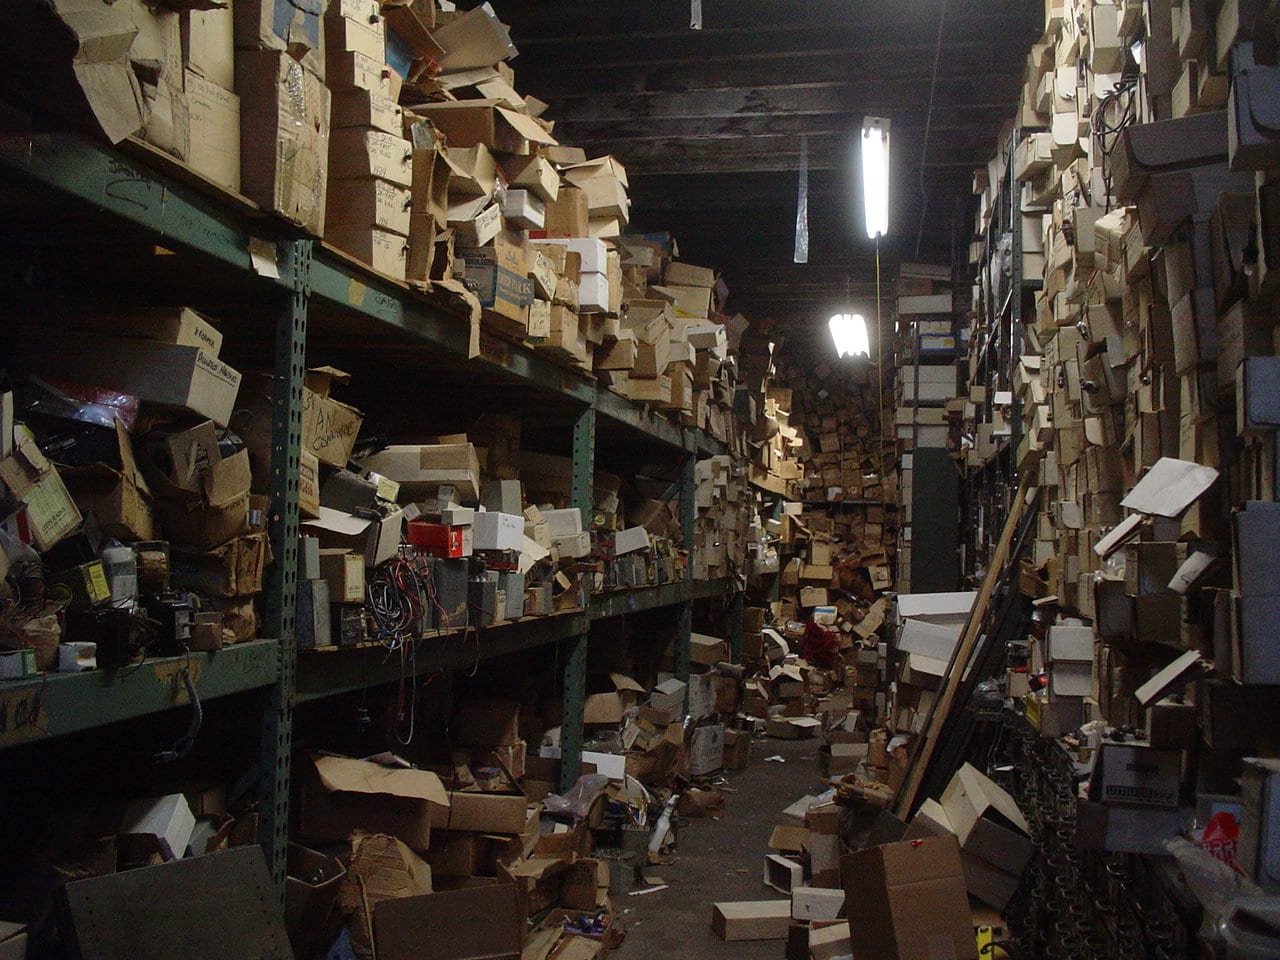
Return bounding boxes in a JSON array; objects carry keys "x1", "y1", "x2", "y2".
[
  {"x1": 348, "y1": 277, "x2": 367, "y2": 307},
  {"x1": 87, "y1": 563, "x2": 111, "y2": 603}
]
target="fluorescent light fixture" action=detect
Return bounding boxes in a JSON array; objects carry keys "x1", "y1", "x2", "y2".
[
  {"x1": 861, "y1": 117, "x2": 891, "y2": 240},
  {"x1": 829, "y1": 313, "x2": 870, "y2": 358}
]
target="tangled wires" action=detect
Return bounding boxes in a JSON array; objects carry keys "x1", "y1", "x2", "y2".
[{"x1": 365, "y1": 556, "x2": 451, "y2": 649}]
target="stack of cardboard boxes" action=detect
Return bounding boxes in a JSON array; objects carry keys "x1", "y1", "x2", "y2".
[
  {"x1": 962, "y1": 0, "x2": 1280, "y2": 880},
  {"x1": 0, "y1": 307, "x2": 275, "y2": 678}
]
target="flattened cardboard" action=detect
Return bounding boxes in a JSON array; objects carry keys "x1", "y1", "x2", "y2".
[
  {"x1": 1121, "y1": 457, "x2": 1219, "y2": 517},
  {"x1": 374, "y1": 882, "x2": 522, "y2": 960}
]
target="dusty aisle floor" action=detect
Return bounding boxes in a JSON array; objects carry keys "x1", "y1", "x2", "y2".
[{"x1": 614, "y1": 736, "x2": 825, "y2": 959}]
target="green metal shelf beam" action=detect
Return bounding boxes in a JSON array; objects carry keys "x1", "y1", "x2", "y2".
[
  {"x1": 0, "y1": 640, "x2": 281, "y2": 751},
  {"x1": 1, "y1": 134, "x2": 295, "y2": 285},
  {"x1": 589, "y1": 578, "x2": 728, "y2": 620},
  {"x1": 294, "y1": 613, "x2": 590, "y2": 703}
]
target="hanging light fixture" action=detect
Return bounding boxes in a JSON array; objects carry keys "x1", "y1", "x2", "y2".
[
  {"x1": 829, "y1": 313, "x2": 870, "y2": 358},
  {"x1": 861, "y1": 117, "x2": 891, "y2": 240}
]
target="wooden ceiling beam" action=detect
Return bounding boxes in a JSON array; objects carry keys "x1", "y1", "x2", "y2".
[{"x1": 543, "y1": 78, "x2": 1019, "y2": 123}]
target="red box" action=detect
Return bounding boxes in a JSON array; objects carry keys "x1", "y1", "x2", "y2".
[{"x1": 407, "y1": 522, "x2": 464, "y2": 558}]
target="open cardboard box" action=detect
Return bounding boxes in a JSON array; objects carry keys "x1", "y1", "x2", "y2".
[{"x1": 296, "y1": 754, "x2": 449, "y2": 851}]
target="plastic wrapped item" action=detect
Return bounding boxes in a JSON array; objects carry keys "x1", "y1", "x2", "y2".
[
  {"x1": 582, "y1": 731, "x2": 625, "y2": 756},
  {"x1": 543, "y1": 774, "x2": 611, "y2": 821},
  {"x1": 1166, "y1": 837, "x2": 1263, "y2": 947},
  {"x1": 22, "y1": 376, "x2": 140, "y2": 432}
]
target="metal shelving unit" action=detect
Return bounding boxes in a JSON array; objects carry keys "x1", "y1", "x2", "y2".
[
  {"x1": 0, "y1": 639, "x2": 280, "y2": 750},
  {"x1": 0, "y1": 124, "x2": 743, "y2": 889},
  {"x1": 963, "y1": 129, "x2": 1039, "y2": 584}
]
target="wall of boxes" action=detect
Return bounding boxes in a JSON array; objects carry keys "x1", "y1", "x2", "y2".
[{"x1": 959, "y1": 0, "x2": 1280, "y2": 879}]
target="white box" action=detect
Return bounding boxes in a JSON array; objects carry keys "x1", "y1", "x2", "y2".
[
  {"x1": 121, "y1": 794, "x2": 197, "y2": 860},
  {"x1": 500, "y1": 188, "x2": 545, "y2": 229},
  {"x1": 791, "y1": 886, "x2": 845, "y2": 921},
  {"x1": 473, "y1": 511, "x2": 524, "y2": 551},
  {"x1": 553, "y1": 531, "x2": 591, "y2": 558},
  {"x1": 578, "y1": 272, "x2": 610, "y2": 314},
  {"x1": 614, "y1": 526, "x2": 650, "y2": 555},
  {"x1": 538, "y1": 237, "x2": 608, "y2": 272},
  {"x1": 542, "y1": 508, "x2": 583, "y2": 538}
]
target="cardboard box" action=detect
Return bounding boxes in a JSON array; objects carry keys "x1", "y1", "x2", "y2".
[
  {"x1": 120, "y1": 793, "x2": 197, "y2": 860},
  {"x1": 23, "y1": 335, "x2": 241, "y2": 426},
  {"x1": 543, "y1": 185, "x2": 589, "y2": 238},
  {"x1": 298, "y1": 755, "x2": 447, "y2": 851},
  {"x1": 0, "y1": 436, "x2": 82, "y2": 551},
  {"x1": 326, "y1": 178, "x2": 413, "y2": 237},
  {"x1": 237, "y1": 50, "x2": 330, "y2": 236},
  {"x1": 457, "y1": 238, "x2": 534, "y2": 332},
  {"x1": 359, "y1": 444, "x2": 480, "y2": 503},
  {"x1": 63, "y1": 421, "x2": 156, "y2": 542},
  {"x1": 374, "y1": 883, "x2": 522, "y2": 960},
  {"x1": 413, "y1": 100, "x2": 556, "y2": 155},
  {"x1": 690, "y1": 633, "x2": 729, "y2": 666},
  {"x1": 1239, "y1": 758, "x2": 1280, "y2": 885},
  {"x1": 327, "y1": 224, "x2": 408, "y2": 279},
  {"x1": 939, "y1": 763, "x2": 1034, "y2": 876},
  {"x1": 502, "y1": 154, "x2": 559, "y2": 202},
  {"x1": 688, "y1": 723, "x2": 724, "y2": 776},
  {"x1": 234, "y1": 0, "x2": 326, "y2": 79},
  {"x1": 298, "y1": 368, "x2": 364, "y2": 469},
  {"x1": 0, "y1": 921, "x2": 27, "y2": 960},
  {"x1": 840, "y1": 836, "x2": 978, "y2": 960},
  {"x1": 303, "y1": 507, "x2": 404, "y2": 568},
  {"x1": 184, "y1": 70, "x2": 240, "y2": 192},
  {"x1": 1089, "y1": 741, "x2": 1182, "y2": 808},
  {"x1": 711, "y1": 901, "x2": 792, "y2": 941},
  {"x1": 763, "y1": 853, "x2": 803, "y2": 894},
  {"x1": 473, "y1": 511, "x2": 523, "y2": 552},
  {"x1": 329, "y1": 129, "x2": 414, "y2": 187},
  {"x1": 319, "y1": 548, "x2": 364, "y2": 602},
  {"x1": 182, "y1": 6, "x2": 234, "y2": 90},
  {"x1": 324, "y1": 13, "x2": 385, "y2": 61},
  {"x1": 791, "y1": 887, "x2": 844, "y2": 922},
  {"x1": 428, "y1": 792, "x2": 527, "y2": 834},
  {"x1": 767, "y1": 717, "x2": 821, "y2": 740}
]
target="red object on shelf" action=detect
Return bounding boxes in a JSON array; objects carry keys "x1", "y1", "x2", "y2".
[{"x1": 407, "y1": 521, "x2": 464, "y2": 558}]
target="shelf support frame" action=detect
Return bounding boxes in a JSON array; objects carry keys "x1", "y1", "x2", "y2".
[
  {"x1": 257, "y1": 238, "x2": 309, "y2": 901},
  {"x1": 559, "y1": 404, "x2": 596, "y2": 790}
]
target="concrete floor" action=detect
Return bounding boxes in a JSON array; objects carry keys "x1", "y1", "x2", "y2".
[{"x1": 614, "y1": 736, "x2": 824, "y2": 959}]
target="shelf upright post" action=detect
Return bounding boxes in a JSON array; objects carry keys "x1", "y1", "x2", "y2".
[
  {"x1": 258, "y1": 239, "x2": 309, "y2": 901},
  {"x1": 676, "y1": 433, "x2": 697, "y2": 691},
  {"x1": 559, "y1": 404, "x2": 595, "y2": 790}
]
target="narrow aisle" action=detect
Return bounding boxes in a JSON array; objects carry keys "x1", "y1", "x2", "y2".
[{"x1": 615, "y1": 736, "x2": 824, "y2": 959}]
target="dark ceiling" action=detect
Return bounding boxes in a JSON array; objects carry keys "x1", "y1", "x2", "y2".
[{"x1": 498, "y1": 0, "x2": 1044, "y2": 347}]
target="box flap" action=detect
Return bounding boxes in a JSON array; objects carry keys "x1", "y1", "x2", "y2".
[
  {"x1": 495, "y1": 106, "x2": 558, "y2": 146},
  {"x1": 303, "y1": 506, "x2": 373, "y2": 537},
  {"x1": 1120, "y1": 457, "x2": 1218, "y2": 517},
  {"x1": 431, "y1": 4, "x2": 517, "y2": 72},
  {"x1": 312, "y1": 755, "x2": 449, "y2": 807},
  {"x1": 610, "y1": 673, "x2": 646, "y2": 694}
]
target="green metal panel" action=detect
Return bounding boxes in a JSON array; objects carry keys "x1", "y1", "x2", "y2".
[
  {"x1": 588, "y1": 578, "x2": 729, "y2": 620},
  {"x1": 593, "y1": 385, "x2": 685, "y2": 450},
  {"x1": 559, "y1": 406, "x2": 596, "y2": 790},
  {"x1": 295, "y1": 613, "x2": 591, "y2": 702},
  {"x1": 257, "y1": 240, "x2": 308, "y2": 900},
  {"x1": 2, "y1": 135, "x2": 295, "y2": 281},
  {"x1": 0, "y1": 640, "x2": 280, "y2": 751}
]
